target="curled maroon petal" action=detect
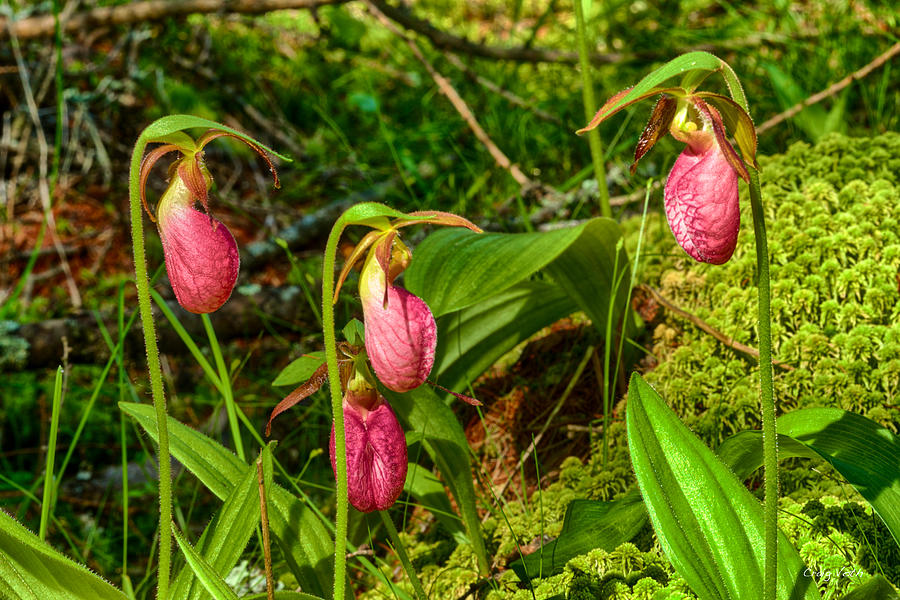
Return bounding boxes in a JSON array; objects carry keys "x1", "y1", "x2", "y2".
[
  {"x1": 664, "y1": 137, "x2": 740, "y2": 265},
  {"x1": 330, "y1": 396, "x2": 408, "y2": 513},
  {"x1": 360, "y1": 252, "x2": 436, "y2": 393},
  {"x1": 157, "y1": 177, "x2": 239, "y2": 313}
]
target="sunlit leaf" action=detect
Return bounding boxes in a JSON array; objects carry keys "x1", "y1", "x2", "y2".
[
  {"x1": 384, "y1": 386, "x2": 489, "y2": 574},
  {"x1": 626, "y1": 373, "x2": 820, "y2": 600},
  {"x1": 0, "y1": 510, "x2": 127, "y2": 600},
  {"x1": 172, "y1": 527, "x2": 239, "y2": 600}
]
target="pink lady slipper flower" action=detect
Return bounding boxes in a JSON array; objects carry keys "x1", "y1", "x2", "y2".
[
  {"x1": 663, "y1": 102, "x2": 741, "y2": 264},
  {"x1": 578, "y1": 83, "x2": 758, "y2": 265},
  {"x1": 139, "y1": 130, "x2": 278, "y2": 313},
  {"x1": 358, "y1": 235, "x2": 436, "y2": 393},
  {"x1": 329, "y1": 378, "x2": 408, "y2": 512}
]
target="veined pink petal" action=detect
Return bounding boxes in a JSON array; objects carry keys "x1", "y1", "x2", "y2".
[
  {"x1": 330, "y1": 397, "x2": 408, "y2": 513},
  {"x1": 664, "y1": 140, "x2": 740, "y2": 265},
  {"x1": 360, "y1": 255, "x2": 436, "y2": 393},
  {"x1": 158, "y1": 198, "x2": 239, "y2": 314}
]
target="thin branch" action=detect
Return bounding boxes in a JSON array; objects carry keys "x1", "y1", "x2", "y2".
[
  {"x1": 365, "y1": 0, "x2": 532, "y2": 188},
  {"x1": 7, "y1": 19, "x2": 82, "y2": 309},
  {"x1": 0, "y1": 0, "x2": 347, "y2": 40},
  {"x1": 639, "y1": 284, "x2": 794, "y2": 371},
  {"x1": 443, "y1": 53, "x2": 563, "y2": 125},
  {"x1": 757, "y1": 42, "x2": 900, "y2": 135}
]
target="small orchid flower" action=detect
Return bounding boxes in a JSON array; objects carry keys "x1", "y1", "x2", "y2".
[
  {"x1": 578, "y1": 79, "x2": 759, "y2": 265},
  {"x1": 139, "y1": 130, "x2": 278, "y2": 313},
  {"x1": 358, "y1": 235, "x2": 436, "y2": 393},
  {"x1": 329, "y1": 378, "x2": 408, "y2": 513},
  {"x1": 663, "y1": 101, "x2": 741, "y2": 264}
]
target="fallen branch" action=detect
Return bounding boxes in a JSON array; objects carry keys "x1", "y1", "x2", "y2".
[
  {"x1": 241, "y1": 179, "x2": 398, "y2": 271},
  {"x1": 0, "y1": 285, "x2": 316, "y2": 371},
  {"x1": 639, "y1": 284, "x2": 794, "y2": 371},
  {"x1": 757, "y1": 42, "x2": 900, "y2": 135},
  {"x1": 0, "y1": 0, "x2": 346, "y2": 40},
  {"x1": 365, "y1": 0, "x2": 532, "y2": 188}
]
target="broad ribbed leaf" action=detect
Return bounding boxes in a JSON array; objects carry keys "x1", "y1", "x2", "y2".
[
  {"x1": 272, "y1": 352, "x2": 326, "y2": 387},
  {"x1": 385, "y1": 386, "x2": 488, "y2": 574},
  {"x1": 172, "y1": 527, "x2": 239, "y2": 600},
  {"x1": 542, "y1": 219, "x2": 629, "y2": 331},
  {"x1": 0, "y1": 510, "x2": 127, "y2": 600},
  {"x1": 839, "y1": 576, "x2": 899, "y2": 600},
  {"x1": 404, "y1": 463, "x2": 465, "y2": 539},
  {"x1": 170, "y1": 447, "x2": 266, "y2": 600},
  {"x1": 433, "y1": 281, "x2": 577, "y2": 391},
  {"x1": 407, "y1": 218, "x2": 627, "y2": 329},
  {"x1": 509, "y1": 490, "x2": 647, "y2": 581},
  {"x1": 626, "y1": 373, "x2": 820, "y2": 600},
  {"x1": 119, "y1": 402, "x2": 333, "y2": 598},
  {"x1": 719, "y1": 408, "x2": 900, "y2": 550},
  {"x1": 405, "y1": 226, "x2": 586, "y2": 317}
]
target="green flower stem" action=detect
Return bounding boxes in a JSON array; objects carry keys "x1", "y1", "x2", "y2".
[
  {"x1": 573, "y1": 0, "x2": 611, "y2": 217},
  {"x1": 323, "y1": 219, "x2": 349, "y2": 600},
  {"x1": 379, "y1": 511, "x2": 427, "y2": 600},
  {"x1": 129, "y1": 137, "x2": 173, "y2": 599},
  {"x1": 202, "y1": 313, "x2": 246, "y2": 462},
  {"x1": 749, "y1": 171, "x2": 777, "y2": 600}
]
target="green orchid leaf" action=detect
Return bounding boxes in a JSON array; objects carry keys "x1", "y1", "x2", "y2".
[
  {"x1": 432, "y1": 280, "x2": 578, "y2": 392},
  {"x1": 542, "y1": 218, "x2": 630, "y2": 333},
  {"x1": 384, "y1": 386, "x2": 489, "y2": 574},
  {"x1": 839, "y1": 576, "x2": 899, "y2": 600},
  {"x1": 172, "y1": 527, "x2": 239, "y2": 600},
  {"x1": 509, "y1": 490, "x2": 648, "y2": 581},
  {"x1": 719, "y1": 408, "x2": 900, "y2": 551},
  {"x1": 119, "y1": 402, "x2": 334, "y2": 598},
  {"x1": 626, "y1": 373, "x2": 821, "y2": 600},
  {"x1": 342, "y1": 319, "x2": 366, "y2": 346},
  {"x1": 272, "y1": 352, "x2": 327, "y2": 387},
  {"x1": 406, "y1": 217, "x2": 626, "y2": 325},
  {"x1": 404, "y1": 463, "x2": 465, "y2": 539},
  {"x1": 0, "y1": 509, "x2": 128, "y2": 600},
  {"x1": 405, "y1": 225, "x2": 586, "y2": 317},
  {"x1": 170, "y1": 447, "x2": 265, "y2": 600},
  {"x1": 242, "y1": 593, "x2": 326, "y2": 600}
]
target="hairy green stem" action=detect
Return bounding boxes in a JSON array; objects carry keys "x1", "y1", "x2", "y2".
[
  {"x1": 749, "y1": 171, "x2": 777, "y2": 599},
  {"x1": 129, "y1": 139, "x2": 172, "y2": 599},
  {"x1": 573, "y1": 0, "x2": 610, "y2": 217},
  {"x1": 323, "y1": 220, "x2": 349, "y2": 600},
  {"x1": 379, "y1": 511, "x2": 428, "y2": 600}
]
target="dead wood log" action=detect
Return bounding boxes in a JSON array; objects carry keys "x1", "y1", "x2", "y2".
[
  {"x1": 0, "y1": 0, "x2": 347, "y2": 41},
  {"x1": 0, "y1": 284, "x2": 315, "y2": 372}
]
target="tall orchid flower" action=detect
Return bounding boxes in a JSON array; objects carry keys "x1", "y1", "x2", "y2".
[
  {"x1": 358, "y1": 235, "x2": 436, "y2": 393},
  {"x1": 329, "y1": 377, "x2": 408, "y2": 512},
  {"x1": 578, "y1": 86, "x2": 758, "y2": 265},
  {"x1": 139, "y1": 130, "x2": 278, "y2": 313}
]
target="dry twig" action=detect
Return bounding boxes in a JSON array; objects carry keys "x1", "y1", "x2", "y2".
[
  {"x1": 365, "y1": 0, "x2": 532, "y2": 188},
  {"x1": 0, "y1": 0, "x2": 348, "y2": 40},
  {"x1": 640, "y1": 284, "x2": 794, "y2": 371},
  {"x1": 757, "y1": 42, "x2": 900, "y2": 134}
]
